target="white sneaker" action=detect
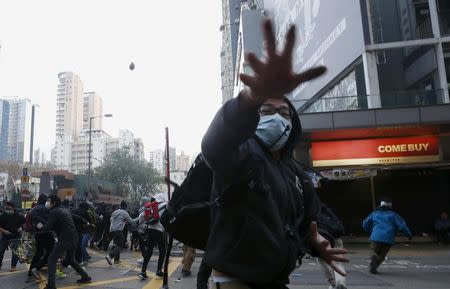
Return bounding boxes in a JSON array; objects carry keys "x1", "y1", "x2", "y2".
[{"x1": 105, "y1": 255, "x2": 112, "y2": 266}]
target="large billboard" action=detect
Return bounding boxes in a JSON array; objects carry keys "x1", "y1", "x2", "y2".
[{"x1": 263, "y1": 0, "x2": 366, "y2": 109}]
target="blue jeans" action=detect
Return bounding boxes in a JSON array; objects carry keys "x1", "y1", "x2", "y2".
[
  {"x1": 81, "y1": 233, "x2": 91, "y2": 261},
  {"x1": 0, "y1": 237, "x2": 19, "y2": 268}
]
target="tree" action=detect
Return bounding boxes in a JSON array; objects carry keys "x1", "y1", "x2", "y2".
[{"x1": 94, "y1": 147, "x2": 162, "y2": 209}]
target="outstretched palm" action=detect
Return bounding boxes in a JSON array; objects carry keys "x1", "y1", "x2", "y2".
[{"x1": 240, "y1": 19, "x2": 326, "y2": 105}]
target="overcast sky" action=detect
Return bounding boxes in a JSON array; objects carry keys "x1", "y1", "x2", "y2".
[{"x1": 0, "y1": 0, "x2": 222, "y2": 160}]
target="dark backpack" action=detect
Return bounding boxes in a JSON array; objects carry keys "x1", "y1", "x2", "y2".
[{"x1": 160, "y1": 153, "x2": 214, "y2": 250}]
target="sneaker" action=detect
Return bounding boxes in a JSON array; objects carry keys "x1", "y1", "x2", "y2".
[
  {"x1": 25, "y1": 275, "x2": 35, "y2": 282},
  {"x1": 77, "y1": 276, "x2": 92, "y2": 284},
  {"x1": 181, "y1": 269, "x2": 191, "y2": 277},
  {"x1": 10, "y1": 267, "x2": 17, "y2": 272},
  {"x1": 31, "y1": 268, "x2": 41, "y2": 280},
  {"x1": 105, "y1": 255, "x2": 112, "y2": 266},
  {"x1": 56, "y1": 269, "x2": 67, "y2": 279},
  {"x1": 156, "y1": 270, "x2": 164, "y2": 278},
  {"x1": 336, "y1": 285, "x2": 347, "y2": 289},
  {"x1": 137, "y1": 272, "x2": 148, "y2": 280},
  {"x1": 114, "y1": 260, "x2": 121, "y2": 265},
  {"x1": 369, "y1": 267, "x2": 378, "y2": 274}
]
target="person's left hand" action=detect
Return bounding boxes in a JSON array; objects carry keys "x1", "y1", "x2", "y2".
[{"x1": 310, "y1": 221, "x2": 349, "y2": 276}]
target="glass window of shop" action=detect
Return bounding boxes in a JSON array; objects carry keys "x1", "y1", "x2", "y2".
[
  {"x1": 377, "y1": 45, "x2": 444, "y2": 107},
  {"x1": 368, "y1": 0, "x2": 433, "y2": 43},
  {"x1": 303, "y1": 61, "x2": 367, "y2": 113},
  {"x1": 437, "y1": 0, "x2": 450, "y2": 36}
]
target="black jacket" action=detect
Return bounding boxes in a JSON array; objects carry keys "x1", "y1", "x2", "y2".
[
  {"x1": 42, "y1": 206, "x2": 78, "y2": 247},
  {"x1": 0, "y1": 211, "x2": 25, "y2": 240},
  {"x1": 30, "y1": 204, "x2": 49, "y2": 232},
  {"x1": 201, "y1": 95, "x2": 320, "y2": 285},
  {"x1": 317, "y1": 202, "x2": 344, "y2": 246},
  {"x1": 71, "y1": 208, "x2": 89, "y2": 234}
]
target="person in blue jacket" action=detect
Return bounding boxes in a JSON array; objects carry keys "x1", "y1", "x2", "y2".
[{"x1": 363, "y1": 200, "x2": 412, "y2": 274}]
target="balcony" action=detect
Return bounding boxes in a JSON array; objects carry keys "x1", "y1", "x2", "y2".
[
  {"x1": 299, "y1": 90, "x2": 450, "y2": 131},
  {"x1": 302, "y1": 90, "x2": 445, "y2": 114}
]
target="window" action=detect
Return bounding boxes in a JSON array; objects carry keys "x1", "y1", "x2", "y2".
[
  {"x1": 368, "y1": 0, "x2": 432, "y2": 43},
  {"x1": 377, "y1": 45, "x2": 443, "y2": 106},
  {"x1": 437, "y1": 0, "x2": 450, "y2": 36},
  {"x1": 443, "y1": 43, "x2": 450, "y2": 92}
]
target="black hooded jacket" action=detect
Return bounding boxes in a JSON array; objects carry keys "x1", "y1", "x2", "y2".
[
  {"x1": 30, "y1": 194, "x2": 51, "y2": 235},
  {"x1": 42, "y1": 205, "x2": 79, "y2": 247},
  {"x1": 201, "y1": 94, "x2": 321, "y2": 285}
]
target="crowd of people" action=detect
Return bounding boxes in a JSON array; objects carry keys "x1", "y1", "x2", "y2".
[{"x1": 0, "y1": 192, "x2": 180, "y2": 289}]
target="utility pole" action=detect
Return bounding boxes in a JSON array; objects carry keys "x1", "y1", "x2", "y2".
[
  {"x1": 165, "y1": 127, "x2": 171, "y2": 201},
  {"x1": 87, "y1": 114, "x2": 112, "y2": 200}
]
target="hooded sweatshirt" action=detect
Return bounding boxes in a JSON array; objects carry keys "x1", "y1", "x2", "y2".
[
  {"x1": 135, "y1": 193, "x2": 167, "y2": 233},
  {"x1": 201, "y1": 94, "x2": 321, "y2": 286},
  {"x1": 110, "y1": 208, "x2": 132, "y2": 232}
]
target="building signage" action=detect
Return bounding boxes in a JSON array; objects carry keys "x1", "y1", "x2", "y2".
[
  {"x1": 312, "y1": 136, "x2": 440, "y2": 167},
  {"x1": 263, "y1": 0, "x2": 366, "y2": 109}
]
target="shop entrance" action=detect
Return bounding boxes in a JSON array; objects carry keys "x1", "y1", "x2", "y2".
[{"x1": 319, "y1": 167, "x2": 450, "y2": 236}]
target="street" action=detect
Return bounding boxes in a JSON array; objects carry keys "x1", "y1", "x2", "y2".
[{"x1": 1, "y1": 243, "x2": 449, "y2": 289}]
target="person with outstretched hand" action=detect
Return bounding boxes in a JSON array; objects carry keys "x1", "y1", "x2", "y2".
[{"x1": 201, "y1": 18, "x2": 348, "y2": 289}]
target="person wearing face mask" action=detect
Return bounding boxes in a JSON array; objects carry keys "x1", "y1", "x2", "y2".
[
  {"x1": 37, "y1": 195, "x2": 91, "y2": 289},
  {"x1": 0, "y1": 201, "x2": 25, "y2": 272},
  {"x1": 201, "y1": 19, "x2": 348, "y2": 289}
]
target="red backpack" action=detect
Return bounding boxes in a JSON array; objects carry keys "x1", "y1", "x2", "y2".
[{"x1": 144, "y1": 201, "x2": 160, "y2": 225}]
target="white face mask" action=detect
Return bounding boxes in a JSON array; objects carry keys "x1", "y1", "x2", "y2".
[{"x1": 45, "y1": 201, "x2": 51, "y2": 209}]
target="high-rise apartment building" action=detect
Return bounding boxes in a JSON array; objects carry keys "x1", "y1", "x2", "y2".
[
  {"x1": 0, "y1": 100, "x2": 10, "y2": 160},
  {"x1": 134, "y1": 138, "x2": 145, "y2": 161},
  {"x1": 83, "y1": 92, "x2": 103, "y2": 131},
  {"x1": 71, "y1": 130, "x2": 111, "y2": 174},
  {"x1": 54, "y1": 72, "x2": 84, "y2": 169},
  {"x1": 220, "y1": 0, "x2": 243, "y2": 103},
  {"x1": 149, "y1": 150, "x2": 164, "y2": 175},
  {"x1": 0, "y1": 97, "x2": 34, "y2": 163},
  {"x1": 176, "y1": 151, "x2": 191, "y2": 172},
  {"x1": 56, "y1": 72, "x2": 84, "y2": 140}
]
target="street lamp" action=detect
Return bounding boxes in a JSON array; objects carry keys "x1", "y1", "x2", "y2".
[{"x1": 87, "y1": 113, "x2": 112, "y2": 199}]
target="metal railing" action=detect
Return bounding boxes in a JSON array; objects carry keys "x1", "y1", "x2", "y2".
[{"x1": 301, "y1": 89, "x2": 446, "y2": 114}]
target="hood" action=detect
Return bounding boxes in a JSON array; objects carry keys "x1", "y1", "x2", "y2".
[
  {"x1": 375, "y1": 205, "x2": 393, "y2": 212},
  {"x1": 154, "y1": 192, "x2": 167, "y2": 203},
  {"x1": 37, "y1": 193, "x2": 48, "y2": 205},
  {"x1": 284, "y1": 96, "x2": 302, "y2": 156}
]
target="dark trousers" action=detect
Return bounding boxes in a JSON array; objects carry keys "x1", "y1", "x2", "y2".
[
  {"x1": 197, "y1": 257, "x2": 212, "y2": 289},
  {"x1": 141, "y1": 229, "x2": 166, "y2": 273},
  {"x1": 370, "y1": 241, "x2": 391, "y2": 270},
  {"x1": 109, "y1": 231, "x2": 125, "y2": 262},
  {"x1": 99, "y1": 226, "x2": 110, "y2": 251},
  {"x1": 29, "y1": 233, "x2": 54, "y2": 274},
  {"x1": 75, "y1": 232, "x2": 83, "y2": 263},
  {"x1": 47, "y1": 242, "x2": 88, "y2": 288},
  {"x1": 0, "y1": 237, "x2": 19, "y2": 268},
  {"x1": 436, "y1": 230, "x2": 450, "y2": 243}
]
